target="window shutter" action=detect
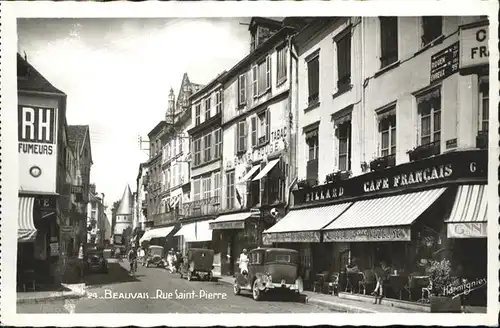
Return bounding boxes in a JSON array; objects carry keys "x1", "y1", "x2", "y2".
[
  {"x1": 243, "y1": 120, "x2": 248, "y2": 151},
  {"x1": 266, "y1": 109, "x2": 271, "y2": 142},
  {"x1": 234, "y1": 124, "x2": 239, "y2": 154},
  {"x1": 252, "y1": 65, "x2": 258, "y2": 97},
  {"x1": 266, "y1": 56, "x2": 271, "y2": 89},
  {"x1": 242, "y1": 74, "x2": 247, "y2": 104},
  {"x1": 251, "y1": 116, "x2": 257, "y2": 147}
]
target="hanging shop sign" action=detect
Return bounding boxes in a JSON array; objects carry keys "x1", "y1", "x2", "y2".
[
  {"x1": 430, "y1": 41, "x2": 459, "y2": 83},
  {"x1": 18, "y1": 104, "x2": 59, "y2": 193},
  {"x1": 225, "y1": 127, "x2": 287, "y2": 169},
  {"x1": 447, "y1": 222, "x2": 487, "y2": 239},
  {"x1": 209, "y1": 220, "x2": 245, "y2": 230},
  {"x1": 263, "y1": 231, "x2": 321, "y2": 244},
  {"x1": 295, "y1": 150, "x2": 487, "y2": 206},
  {"x1": 459, "y1": 21, "x2": 489, "y2": 74},
  {"x1": 323, "y1": 226, "x2": 411, "y2": 242}
]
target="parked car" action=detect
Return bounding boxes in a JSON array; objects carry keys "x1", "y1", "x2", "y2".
[
  {"x1": 179, "y1": 248, "x2": 214, "y2": 281},
  {"x1": 85, "y1": 247, "x2": 108, "y2": 274},
  {"x1": 146, "y1": 245, "x2": 165, "y2": 268},
  {"x1": 233, "y1": 247, "x2": 303, "y2": 301}
]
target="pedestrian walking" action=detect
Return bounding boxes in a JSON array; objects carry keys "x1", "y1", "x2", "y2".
[
  {"x1": 78, "y1": 243, "x2": 84, "y2": 281},
  {"x1": 238, "y1": 249, "x2": 249, "y2": 275},
  {"x1": 127, "y1": 244, "x2": 138, "y2": 276}
]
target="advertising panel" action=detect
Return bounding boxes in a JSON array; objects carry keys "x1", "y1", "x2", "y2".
[
  {"x1": 459, "y1": 21, "x2": 489, "y2": 72},
  {"x1": 18, "y1": 103, "x2": 58, "y2": 193}
]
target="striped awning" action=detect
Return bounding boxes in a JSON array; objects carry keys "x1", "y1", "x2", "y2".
[
  {"x1": 139, "y1": 226, "x2": 175, "y2": 243},
  {"x1": 262, "y1": 202, "x2": 353, "y2": 243},
  {"x1": 18, "y1": 197, "x2": 37, "y2": 243},
  {"x1": 446, "y1": 185, "x2": 488, "y2": 238},
  {"x1": 237, "y1": 165, "x2": 260, "y2": 184},
  {"x1": 323, "y1": 188, "x2": 447, "y2": 242},
  {"x1": 209, "y1": 212, "x2": 251, "y2": 230},
  {"x1": 175, "y1": 220, "x2": 213, "y2": 243},
  {"x1": 252, "y1": 159, "x2": 280, "y2": 181}
]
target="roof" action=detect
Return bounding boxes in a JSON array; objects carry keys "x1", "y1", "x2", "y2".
[
  {"x1": 249, "y1": 17, "x2": 283, "y2": 31},
  {"x1": 147, "y1": 120, "x2": 166, "y2": 138},
  {"x1": 190, "y1": 71, "x2": 227, "y2": 100},
  {"x1": 116, "y1": 185, "x2": 133, "y2": 215},
  {"x1": 17, "y1": 53, "x2": 65, "y2": 95},
  {"x1": 67, "y1": 125, "x2": 89, "y2": 154}
]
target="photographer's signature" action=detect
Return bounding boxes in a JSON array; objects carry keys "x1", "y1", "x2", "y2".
[{"x1": 443, "y1": 278, "x2": 487, "y2": 299}]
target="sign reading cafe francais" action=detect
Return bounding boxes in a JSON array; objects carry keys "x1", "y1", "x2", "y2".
[{"x1": 297, "y1": 150, "x2": 486, "y2": 205}]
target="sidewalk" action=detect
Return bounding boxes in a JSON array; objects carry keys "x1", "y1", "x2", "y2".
[
  {"x1": 17, "y1": 283, "x2": 87, "y2": 304},
  {"x1": 215, "y1": 275, "x2": 414, "y2": 313}
]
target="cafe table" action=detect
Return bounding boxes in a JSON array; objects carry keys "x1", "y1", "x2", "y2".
[{"x1": 389, "y1": 274, "x2": 409, "y2": 300}]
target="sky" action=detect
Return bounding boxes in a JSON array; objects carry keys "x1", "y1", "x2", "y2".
[{"x1": 17, "y1": 18, "x2": 252, "y2": 207}]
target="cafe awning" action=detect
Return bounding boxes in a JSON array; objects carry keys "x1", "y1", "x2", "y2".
[
  {"x1": 139, "y1": 226, "x2": 175, "y2": 243},
  {"x1": 262, "y1": 202, "x2": 353, "y2": 244},
  {"x1": 446, "y1": 184, "x2": 488, "y2": 238},
  {"x1": 322, "y1": 188, "x2": 447, "y2": 242},
  {"x1": 175, "y1": 220, "x2": 213, "y2": 243},
  {"x1": 209, "y1": 212, "x2": 252, "y2": 230},
  {"x1": 18, "y1": 196, "x2": 37, "y2": 243},
  {"x1": 237, "y1": 165, "x2": 260, "y2": 184},
  {"x1": 252, "y1": 159, "x2": 280, "y2": 181}
]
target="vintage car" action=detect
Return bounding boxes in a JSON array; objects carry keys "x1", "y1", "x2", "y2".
[
  {"x1": 179, "y1": 248, "x2": 214, "y2": 281},
  {"x1": 85, "y1": 247, "x2": 108, "y2": 274},
  {"x1": 233, "y1": 248, "x2": 303, "y2": 301},
  {"x1": 146, "y1": 245, "x2": 165, "y2": 268}
]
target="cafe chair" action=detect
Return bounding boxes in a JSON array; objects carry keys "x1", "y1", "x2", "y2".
[
  {"x1": 346, "y1": 272, "x2": 363, "y2": 293},
  {"x1": 420, "y1": 279, "x2": 433, "y2": 304},
  {"x1": 328, "y1": 272, "x2": 340, "y2": 295},
  {"x1": 21, "y1": 269, "x2": 36, "y2": 292},
  {"x1": 359, "y1": 269, "x2": 376, "y2": 295}
]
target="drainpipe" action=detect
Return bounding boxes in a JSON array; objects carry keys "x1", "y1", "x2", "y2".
[
  {"x1": 285, "y1": 35, "x2": 299, "y2": 212},
  {"x1": 360, "y1": 17, "x2": 367, "y2": 166}
]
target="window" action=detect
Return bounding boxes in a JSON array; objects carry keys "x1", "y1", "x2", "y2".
[
  {"x1": 277, "y1": 46, "x2": 288, "y2": 84},
  {"x1": 214, "y1": 128, "x2": 222, "y2": 159},
  {"x1": 251, "y1": 116, "x2": 257, "y2": 147},
  {"x1": 421, "y1": 16, "x2": 442, "y2": 46},
  {"x1": 172, "y1": 139, "x2": 176, "y2": 156},
  {"x1": 307, "y1": 56, "x2": 320, "y2": 104},
  {"x1": 380, "y1": 17, "x2": 398, "y2": 68},
  {"x1": 213, "y1": 172, "x2": 221, "y2": 202},
  {"x1": 215, "y1": 91, "x2": 222, "y2": 114},
  {"x1": 306, "y1": 130, "x2": 319, "y2": 161},
  {"x1": 203, "y1": 175, "x2": 211, "y2": 200},
  {"x1": 193, "y1": 137, "x2": 202, "y2": 166},
  {"x1": 205, "y1": 97, "x2": 211, "y2": 121},
  {"x1": 203, "y1": 133, "x2": 212, "y2": 162},
  {"x1": 337, "y1": 122, "x2": 351, "y2": 171},
  {"x1": 379, "y1": 115, "x2": 396, "y2": 156},
  {"x1": 479, "y1": 79, "x2": 489, "y2": 132},
  {"x1": 195, "y1": 104, "x2": 201, "y2": 125},
  {"x1": 238, "y1": 73, "x2": 247, "y2": 105},
  {"x1": 226, "y1": 171, "x2": 235, "y2": 209},
  {"x1": 236, "y1": 121, "x2": 247, "y2": 153},
  {"x1": 193, "y1": 178, "x2": 201, "y2": 201},
  {"x1": 257, "y1": 109, "x2": 270, "y2": 145},
  {"x1": 417, "y1": 88, "x2": 441, "y2": 146},
  {"x1": 253, "y1": 56, "x2": 272, "y2": 97},
  {"x1": 336, "y1": 30, "x2": 351, "y2": 90}
]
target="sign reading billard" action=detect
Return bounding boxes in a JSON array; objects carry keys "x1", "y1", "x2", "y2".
[
  {"x1": 297, "y1": 150, "x2": 487, "y2": 205},
  {"x1": 447, "y1": 222, "x2": 487, "y2": 238},
  {"x1": 323, "y1": 226, "x2": 411, "y2": 242},
  {"x1": 209, "y1": 220, "x2": 245, "y2": 230}
]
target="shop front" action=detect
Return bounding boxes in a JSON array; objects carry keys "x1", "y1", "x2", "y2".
[
  {"x1": 139, "y1": 225, "x2": 178, "y2": 252},
  {"x1": 174, "y1": 219, "x2": 214, "y2": 255},
  {"x1": 209, "y1": 211, "x2": 259, "y2": 276},
  {"x1": 289, "y1": 149, "x2": 487, "y2": 302}
]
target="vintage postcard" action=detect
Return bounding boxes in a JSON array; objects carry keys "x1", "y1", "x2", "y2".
[{"x1": 0, "y1": 0, "x2": 498, "y2": 326}]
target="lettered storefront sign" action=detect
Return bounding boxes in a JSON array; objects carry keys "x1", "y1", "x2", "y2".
[
  {"x1": 459, "y1": 21, "x2": 489, "y2": 71},
  {"x1": 447, "y1": 222, "x2": 487, "y2": 238}
]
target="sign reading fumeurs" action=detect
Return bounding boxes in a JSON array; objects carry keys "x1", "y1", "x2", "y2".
[
  {"x1": 18, "y1": 106, "x2": 56, "y2": 154},
  {"x1": 296, "y1": 150, "x2": 487, "y2": 206}
]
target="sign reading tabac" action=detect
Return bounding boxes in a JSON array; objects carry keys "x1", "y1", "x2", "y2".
[{"x1": 18, "y1": 104, "x2": 59, "y2": 193}]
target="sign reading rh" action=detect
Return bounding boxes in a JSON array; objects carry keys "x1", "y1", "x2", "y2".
[{"x1": 18, "y1": 106, "x2": 56, "y2": 155}]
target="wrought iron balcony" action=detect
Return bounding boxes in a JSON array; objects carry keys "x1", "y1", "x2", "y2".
[{"x1": 181, "y1": 196, "x2": 220, "y2": 218}]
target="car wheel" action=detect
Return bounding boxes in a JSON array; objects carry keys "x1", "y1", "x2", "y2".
[
  {"x1": 233, "y1": 281, "x2": 241, "y2": 295},
  {"x1": 252, "y1": 280, "x2": 262, "y2": 301}
]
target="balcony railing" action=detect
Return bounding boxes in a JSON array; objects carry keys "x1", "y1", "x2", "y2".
[
  {"x1": 151, "y1": 212, "x2": 177, "y2": 226},
  {"x1": 181, "y1": 196, "x2": 220, "y2": 218}
]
